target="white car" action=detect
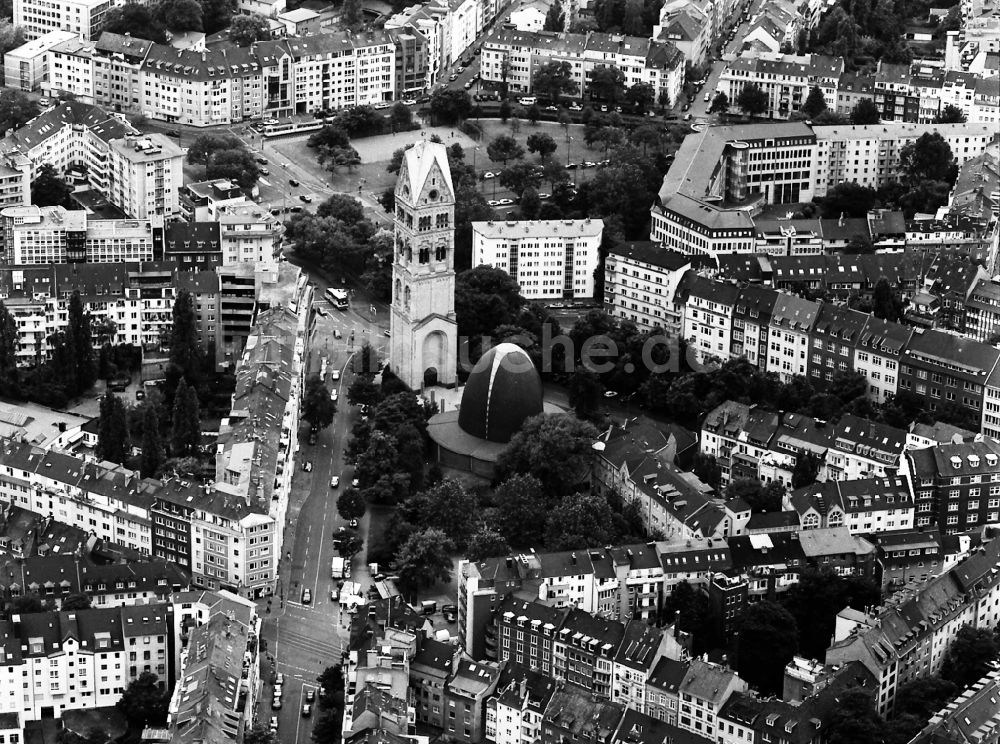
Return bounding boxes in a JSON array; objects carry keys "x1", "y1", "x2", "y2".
[
  {"x1": 374, "y1": 102, "x2": 392, "y2": 109},
  {"x1": 352, "y1": 478, "x2": 360, "y2": 488},
  {"x1": 331, "y1": 370, "x2": 341, "y2": 381},
  {"x1": 518, "y1": 96, "x2": 537, "y2": 105},
  {"x1": 482, "y1": 171, "x2": 497, "y2": 179},
  {"x1": 497, "y1": 198, "x2": 514, "y2": 206},
  {"x1": 568, "y1": 102, "x2": 583, "y2": 111},
  {"x1": 401, "y1": 99, "x2": 417, "y2": 106},
  {"x1": 488, "y1": 199, "x2": 502, "y2": 207},
  {"x1": 330, "y1": 476, "x2": 340, "y2": 488},
  {"x1": 330, "y1": 389, "x2": 339, "y2": 402},
  {"x1": 538, "y1": 192, "x2": 551, "y2": 200}
]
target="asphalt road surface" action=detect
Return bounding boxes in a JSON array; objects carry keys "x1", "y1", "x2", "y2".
[{"x1": 257, "y1": 288, "x2": 390, "y2": 743}]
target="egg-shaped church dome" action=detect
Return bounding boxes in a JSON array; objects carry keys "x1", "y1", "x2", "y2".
[{"x1": 457, "y1": 343, "x2": 543, "y2": 444}]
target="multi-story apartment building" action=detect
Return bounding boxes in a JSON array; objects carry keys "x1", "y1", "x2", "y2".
[
  {"x1": 0, "y1": 554, "x2": 188, "y2": 610},
  {"x1": 4, "y1": 30, "x2": 79, "y2": 91},
  {"x1": 825, "y1": 415, "x2": 906, "y2": 481},
  {"x1": 93, "y1": 33, "x2": 152, "y2": 113},
  {"x1": 898, "y1": 328, "x2": 1000, "y2": 423},
  {"x1": 790, "y1": 476, "x2": 915, "y2": 534},
  {"x1": 909, "y1": 667, "x2": 1000, "y2": 744},
  {"x1": 218, "y1": 202, "x2": 284, "y2": 264},
  {"x1": 485, "y1": 665, "x2": 556, "y2": 744},
  {"x1": 681, "y1": 275, "x2": 740, "y2": 365},
  {"x1": 854, "y1": 316, "x2": 912, "y2": 404},
  {"x1": 825, "y1": 536, "x2": 1000, "y2": 714},
  {"x1": 0, "y1": 102, "x2": 183, "y2": 219},
  {"x1": 167, "y1": 590, "x2": 262, "y2": 743},
  {"x1": 13, "y1": 0, "x2": 120, "y2": 40},
  {"x1": 180, "y1": 180, "x2": 249, "y2": 222},
  {"x1": 675, "y1": 660, "x2": 747, "y2": 741},
  {"x1": 0, "y1": 604, "x2": 171, "y2": 721},
  {"x1": 730, "y1": 285, "x2": 777, "y2": 370},
  {"x1": 811, "y1": 122, "x2": 999, "y2": 198},
  {"x1": 807, "y1": 303, "x2": 869, "y2": 386},
  {"x1": 45, "y1": 36, "x2": 97, "y2": 102},
  {"x1": 718, "y1": 53, "x2": 844, "y2": 120},
  {"x1": 480, "y1": 28, "x2": 684, "y2": 111},
  {"x1": 603, "y1": 243, "x2": 708, "y2": 333},
  {"x1": 766, "y1": 293, "x2": 819, "y2": 382},
  {"x1": 472, "y1": 219, "x2": 604, "y2": 300},
  {"x1": 384, "y1": 2, "x2": 450, "y2": 89},
  {"x1": 902, "y1": 437, "x2": 1000, "y2": 532}
]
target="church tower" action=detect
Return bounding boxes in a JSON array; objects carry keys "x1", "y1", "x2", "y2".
[{"x1": 389, "y1": 141, "x2": 458, "y2": 389}]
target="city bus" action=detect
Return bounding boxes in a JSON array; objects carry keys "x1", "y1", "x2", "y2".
[{"x1": 325, "y1": 287, "x2": 349, "y2": 310}]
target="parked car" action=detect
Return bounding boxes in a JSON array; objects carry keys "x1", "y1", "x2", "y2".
[
  {"x1": 497, "y1": 198, "x2": 514, "y2": 206},
  {"x1": 482, "y1": 171, "x2": 497, "y2": 179},
  {"x1": 272, "y1": 696, "x2": 282, "y2": 710},
  {"x1": 306, "y1": 689, "x2": 316, "y2": 703},
  {"x1": 442, "y1": 604, "x2": 458, "y2": 622},
  {"x1": 568, "y1": 102, "x2": 583, "y2": 111},
  {"x1": 289, "y1": 178, "x2": 300, "y2": 187},
  {"x1": 256, "y1": 156, "x2": 268, "y2": 165},
  {"x1": 275, "y1": 674, "x2": 285, "y2": 686},
  {"x1": 259, "y1": 167, "x2": 269, "y2": 175},
  {"x1": 303, "y1": 461, "x2": 313, "y2": 472},
  {"x1": 374, "y1": 102, "x2": 391, "y2": 109},
  {"x1": 331, "y1": 370, "x2": 341, "y2": 380},
  {"x1": 330, "y1": 476, "x2": 340, "y2": 488},
  {"x1": 300, "y1": 194, "x2": 312, "y2": 203},
  {"x1": 349, "y1": 518, "x2": 359, "y2": 528},
  {"x1": 302, "y1": 588, "x2": 312, "y2": 604},
  {"x1": 518, "y1": 96, "x2": 537, "y2": 105},
  {"x1": 270, "y1": 716, "x2": 279, "y2": 731},
  {"x1": 449, "y1": 73, "x2": 459, "y2": 81},
  {"x1": 464, "y1": 80, "x2": 473, "y2": 89},
  {"x1": 135, "y1": 390, "x2": 145, "y2": 400},
  {"x1": 302, "y1": 704, "x2": 312, "y2": 718}
]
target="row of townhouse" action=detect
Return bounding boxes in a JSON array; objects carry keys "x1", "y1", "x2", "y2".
[
  {"x1": 457, "y1": 524, "x2": 881, "y2": 662},
  {"x1": 909, "y1": 666, "x2": 1000, "y2": 743},
  {"x1": 0, "y1": 259, "x2": 269, "y2": 365},
  {"x1": 825, "y1": 534, "x2": 1000, "y2": 713},
  {"x1": 648, "y1": 120, "x2": 998, "y2": 262},
  {"x1": 614, "y1": 268, "x2": 1000, "y2": 431},
  {"x1": 167, "y1": 590, "x2": 263, "y2": 744},
  {"x1": 0, "y1": 101, "x2": 183, "y2": 219},
  {"x1": 0, "y1": 203, "x2": 282, "y2": 267},
  {"x1": 42, "y1": 31, "x2": 398, "y2": 126},
  {"x1": 716, "y1": 53, "x2": 1000, "y2": 123},
  {"x1": 700, "y1": 403, "x2": 909, "y2": 486},
  {"x1": 0, "y1": 553, "x2": 189, "y2": 610},
  {"x1": 487, "y1": 596, "x2": 749, "y2": 744},
  {"x1": 0, "y1": 603, "x2": 173, "y2": 725},
  {"x1": 479, "y1": 28, "x2": 685, "y2": 112},
  {"x1": 717, "y1": 52, "x2": 845, "y2": 120},
  {"x1": 0, "y1": 287, "x2": 306, "y2": 598}
]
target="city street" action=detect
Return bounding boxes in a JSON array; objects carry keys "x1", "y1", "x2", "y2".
[{"x1": 258, "y1": 287, "x2": 390, "y2": 743}]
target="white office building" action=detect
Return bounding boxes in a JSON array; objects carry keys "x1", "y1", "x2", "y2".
[
  {"x1": 13, "y1": 0, "x2": 120, "y2": 40},
  {"x1": 472, "y1": 218, "x2": 604, "y2": 300}
]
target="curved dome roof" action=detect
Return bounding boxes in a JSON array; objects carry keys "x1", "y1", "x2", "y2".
[{"x1": 458, "y1": 343, "x2": 543, "y2": 444}]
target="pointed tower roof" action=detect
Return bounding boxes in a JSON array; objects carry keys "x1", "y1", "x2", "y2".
[{"x1": 402, "y1": 140, "x2": 454, "y2": 199}]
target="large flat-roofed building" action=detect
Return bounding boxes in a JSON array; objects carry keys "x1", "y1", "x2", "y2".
[
  {"x1": 717, "y1": 52, "x2": 844, "y2": 120},
  {"x1": 3, "y1": 30, "x2": 78, "y2": 91},
  {"x1": 472, "y1": 219, "x2": 603, "y2": 300},
  {"x1": 107, "y1": 135, "x2": 184, "y2": 219},
  {"x1": 13, "y1": 0, "x2": 119, "y2": 40},
  {"x1": 0, "y1": 206, "x2": 155, "y2": 264}
]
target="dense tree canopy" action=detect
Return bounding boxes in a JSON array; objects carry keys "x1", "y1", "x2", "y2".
[
  {"x1": 496, "y1": 413, "x2": 599, "y2": 497},
  {"x1": 734, "y1": 601, "x2": 799, "y2": 695}
]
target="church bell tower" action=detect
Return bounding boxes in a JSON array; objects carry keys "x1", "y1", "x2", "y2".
[{"x1": 388, "y1": 141, "x2": 458, "y2": 389}]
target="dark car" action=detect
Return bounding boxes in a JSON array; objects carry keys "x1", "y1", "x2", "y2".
[
  {"x1": 306, "y1": 689, "x2": 316, "y2": 703},
  {"x1": 300, "y1": 194, "x2": 312, "y2": 203},
  {"x1": 256, "y1": 156, "x2": 268, "y2": 165},
  {"x1": 289, "y1": 178, "x2": 300, "y2": 187},
  {"x1": 442, "y1": 604, "x2": 458, "y2": 622}
]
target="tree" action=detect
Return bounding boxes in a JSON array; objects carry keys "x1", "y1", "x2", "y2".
[
  {"x1": 60, "y1": 592, "x2": 92, "y2": 611},
  {"x1": 825, "y1": 687, "x2": 885, "y2": 744},
  {"x1": 792, "y1": 451, "x2": 819, "y2": 488},
  {"x1": 491, "y1": 474, "x2": 547, "y2": 546},
  {"x1": 519, "y1": 186, "x2": 541, "y2": 219},
  {"x1": 737, "y1": 83, "x2": 769, "y2": 116},
  {"x1": 544, "y1": 490, "x2": 616, "y2": 550},
  {"x1": 30, "y1": 163, "x2": 72, "y2": 208},
  {"x1": 185, "y1": 133, "x2": 243, "y2": 166},
  {"x1": 312, "y1": 710, "x2": 342, "y2": 744},
  {"x1": 589, "y1": 65, "x2": 626, "y2": 103},
  {"x1": 65, "y1": 291, "x2": 95, "y2": 396},
  {"x1": 0, "y1": 300, "x2": 18, "y2": 379},
  {"x1": 709, "y1": 92, "x2": 729, "y2": 114},
  {"x1": 734, "y1": 600, "x2": 799, "y2": 695},
  {"x1": 542, "y1": 1, "x2": 564, "y2": 30},
  {"x1": 725, "y1": 478, "x2": 784, "y2": 513},
  {"x1": 200, "y1": 0, "x2": 234, "y2": 34},
  {"x1": 430, "y1": 88, "x2": 472, "y2": 125},
  {"x1": 117, "y1": 672, "x2": 169, "y2": 727},
  {"x1": 467, "y1": 525, "x2": 511, "y2": 561},
  {"x1": 487, "y1": 134, "x2": 525, "y2": 166},
  {"x1": 99, "y1": 3, "x2": 167, "y2": 42},
  {"x1": 137, "y1": 402, "x2": 166, "y2": 477},
  {"x1": 526, "y1": 131, "x2": 557, "y2": 160},
  {"x1": 206, "y1": 147, "x2": 260, "y2": 189},
  {"x1": 393, "y1": 527, "x2": 454, "y2": 592},
  {"x1": 499, "y1": 161, "x2": 542, "y2": 196},
  {"x1": 154, "y1": 0, "x2": 203, "y2": 31},
  {"x1": 454, "y1": 265, "x2": 525, "y2": 340},
  {"x1": 498, "y1": 99, "x2": 512, "y2": 122},
  {"x1": 497, "y1": 414, "x2": 599, "y2": 497},
  {"x1": 303, "y1": 374, "x2": 336, "y2": 432},
  {"x1": 662, "y1": 581, "x2": 716, "y2": 652},
  {"x1": 168, "y1": 289, "x2": 201, "y2": 386},
  {"x1": 390, "y1": 101, "x2": 413, "y2": 130},
  {"x1": 872, "y1": 277, "x2": 904, "y2": 322},
  {"x1": 567, "y1": 367, "x2": 603, "y2": 418},
  {"x1": 243, "y1": 728, "x2": 278, "y2": 744},
  {"x1": 851, "y1": 98, "x2": 881, "y2": 124},
  {"x1": 894, "y1": 676, "x2": 958, "y2": 723},
  {"x1": 400, "y1": 479, "x2": 479, "y2": 548},
  {"x1": 625, "y1": 82, "x2": 655, "y2": 112},
  {"x1": 228, "y1": 12, "x2": 270, "y2": 45},
  {"x1": 336, "y1": 489, "x2": 366, "y2": 521},
  {"x1": 899, "y1": 132, "x2": 957, "y2": 185},
  {"x1": 941, "y1": 626, "x2": 1000, "y2": 687},
  {"x1": 691, "y1": 452, "x2": 721, "y2": 491},
  {"x1": 340, "y1": 0, "x2": 363, "y2": 28},
  {"x1": 801, "y1": 85, "x2": 828, "y2": 118},
  {"x1": 936, "y1": 103, "x2": 966, "y2": 123},
  {"x1": 316, "y1": 665, "x2": 345, "y2": 711},
  {"x1": 816, "y1": 182, "x2": 879, "y2": 218},
  {"x1": 170, "y1": 378, "x2": 200, "y2": 457},
  {"x1": 10, "y1": 595, "x2": 45, "y2": 613},
  {"x1": 0, "y1": 22, "x2": 25, "y2": 83},
  {"x1": 532, "y1": 60, "x2": 579, "y2": 102},
  {"x1": 780, "y1": 569, "x2": 880, "y2": 659},
  {"x1": 348, "y1": 375, "x2": 382, "y2": 408}
]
